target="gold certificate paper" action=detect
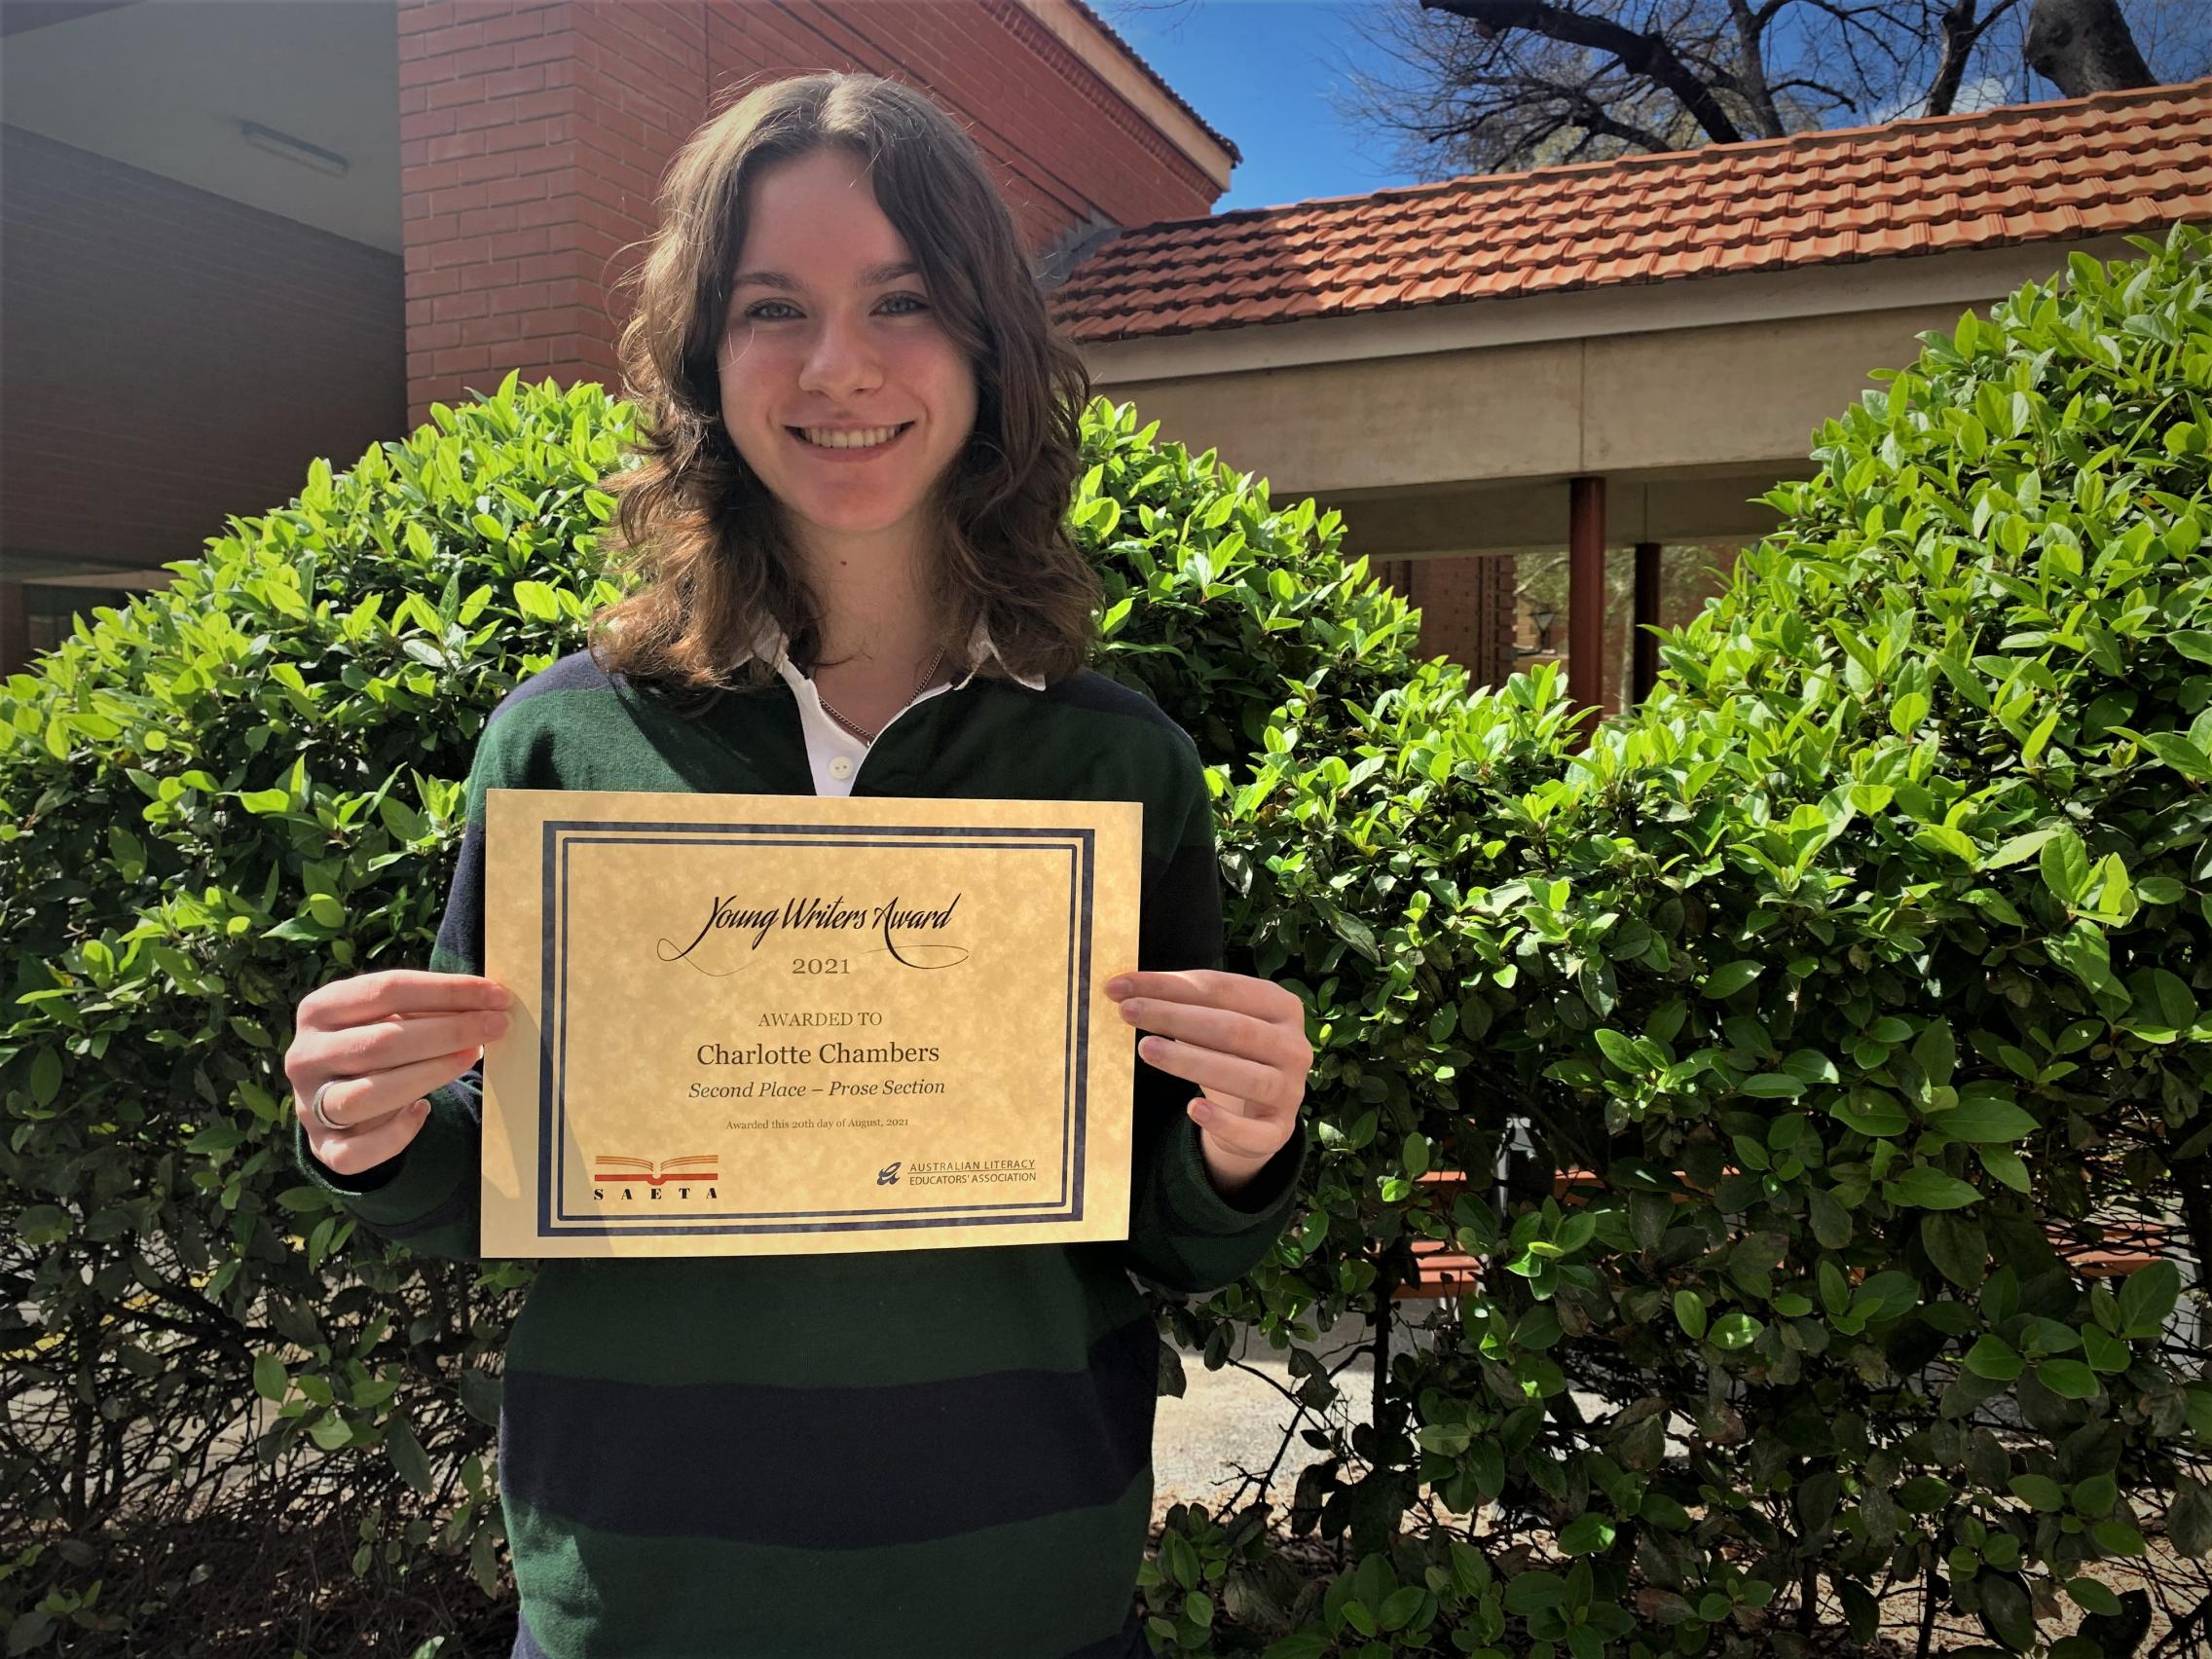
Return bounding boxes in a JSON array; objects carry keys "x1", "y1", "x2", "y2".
[{"x1": 478, "y1": 789, "x2": 1142, "y2": 1259}]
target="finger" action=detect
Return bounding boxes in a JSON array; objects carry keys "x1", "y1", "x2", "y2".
[
  {"x1": 300, "y1": 1008, "x2": 508, "y2": 1088},
  {"x1": 1137, "y1": 1034, "x2": 1295, "y2": 1112},
  {"x1": 302, "y1": 1045, "x2": 484, "y2": 1134},
  {"x1": 300, "y1": 971, "x2": 510, "y2": 1031},
  {"x1": 1189, "y1": 1097, "x2": 1285, "y2": 1161},
  {"x1": 1105, "y1": 969, "x2": 1300, "y2": 1024},
  {"x1": 1116, "y1": 997, "x2": 1301, "y2": 1068},
  {"x1": 308, "y1": 1096, "x2": 432, "y2": 1177}
]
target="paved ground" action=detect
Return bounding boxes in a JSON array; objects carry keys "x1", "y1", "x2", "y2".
[{"x1": 1150, "y1": 1301, "x2": 1456, "y2": 1522}]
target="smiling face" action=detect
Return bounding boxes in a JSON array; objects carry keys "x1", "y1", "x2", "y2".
[{"x1": 717, "y1": 145, "x2": 979, "y2": 579}]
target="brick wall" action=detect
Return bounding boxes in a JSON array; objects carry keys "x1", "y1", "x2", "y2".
[
  {"x1": 0, "y1": 124, "x2": 405, "y2": 577},
  {"x1": 398, "y1": 0, "x2": 1223, "y2": 426}
]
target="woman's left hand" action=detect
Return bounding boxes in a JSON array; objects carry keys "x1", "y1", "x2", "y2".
[{"x1": 1105, "y1": 970, "x2": 1311, "y2": 1198}]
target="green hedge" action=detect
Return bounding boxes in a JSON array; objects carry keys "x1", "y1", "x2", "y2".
[{"x1": 1131, "y1": 225, "x2": 2212, "y2": 1657}]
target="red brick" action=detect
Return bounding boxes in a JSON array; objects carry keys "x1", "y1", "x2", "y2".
[
  {"x1": 427, "y1": 181, "x2": 488, "y2": 214},
  {"x1": 482, "y1": 6, "x2": 548, "y2": 46},
  {"x1": 484, "y1": 227, "x2": 551, "y2": 260},
  {"x1": 457, "y1": 151, "x2": 525, "y2": 185},
  {"x1": 489, "y1": 280, "x2": 553, "y2": 314},
  {"x1": 420, "y1": 21, "x2": 489, "y2": 57},
  {"x1": 428, "y1": 131, "x2": 490, "y2": 166},
  {"x1": 427, "y1": 77, "x2": 487, "y2": 112},
  {"x1": 486, "y1": 172, "x2": 551, "y2": 206},
  {"x1": 432, "y1": 289, "x2": 491, "y2": 321},
  {"x1": 454, "y1": 98, "x2": 523, "y2": 133},
  {"x1": 461, "y1": 312, "x2": 525, "y2": 347},
  {"x1": 458, "y1": 206, "x2": 520, "y2": 240}
]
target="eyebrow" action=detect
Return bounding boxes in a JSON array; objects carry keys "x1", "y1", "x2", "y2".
[{"x1": 730, "y1": 260, "x2": 920, "y2": 293}]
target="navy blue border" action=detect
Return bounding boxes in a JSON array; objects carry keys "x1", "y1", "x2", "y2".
[{"x1": 533, "y1": 821, "x2": 1097, "y2": 1237}]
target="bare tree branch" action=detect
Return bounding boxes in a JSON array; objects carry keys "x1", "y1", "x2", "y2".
[
  {"x1": 1270, "y1": 0, "x2": 2195, "y2": 192},
  {"x1": 1418, "y1": 0, "x2": 1754, "y2": 141}
]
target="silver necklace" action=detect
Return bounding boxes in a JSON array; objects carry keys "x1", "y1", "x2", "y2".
[{"x1": 813, "y1": 645, "x2": 946, "y2": 745}]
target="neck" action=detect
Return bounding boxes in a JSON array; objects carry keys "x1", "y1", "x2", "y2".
[{"x1": 796, "y1": 524, "x2": 946, "y2": 725}]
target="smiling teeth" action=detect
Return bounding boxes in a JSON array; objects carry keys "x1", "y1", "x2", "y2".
[{"x1": 800, "y1": 424, "x2": 903, "y2": 449}]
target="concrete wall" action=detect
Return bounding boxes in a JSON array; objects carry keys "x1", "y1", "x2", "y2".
[{"x1": 1095, "y1": 302, "x2": 1993, "y2": 515}]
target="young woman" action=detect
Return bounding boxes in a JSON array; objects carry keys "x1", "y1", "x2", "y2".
[{"x1": 285, "y1": 71, "x2": 1312, "y2": 1659}]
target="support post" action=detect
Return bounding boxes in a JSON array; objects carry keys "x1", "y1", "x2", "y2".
[
  {"x1": 1632, "y1": 540, "x2": 1662, "y2": 702},
  {"x1": 1567, "y1": 477, "x2": 1606, "y2": 720},
  {"x1": 0, "y1": 583, "x2": 26, "y2": 679}
]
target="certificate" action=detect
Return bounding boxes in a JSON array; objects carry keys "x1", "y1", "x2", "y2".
[{"x1": 478, "y1": 789, "x2": 1142, "y2": 1258}]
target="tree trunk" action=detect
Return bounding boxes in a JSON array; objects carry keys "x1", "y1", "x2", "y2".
[{"x1": 2025, "y1": 0, "x2": 2155, "y2": 97}]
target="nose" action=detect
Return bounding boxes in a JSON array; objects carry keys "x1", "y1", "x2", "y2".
[{"x1": 796, "y1": 311, "x2": 885, "y2": 403}]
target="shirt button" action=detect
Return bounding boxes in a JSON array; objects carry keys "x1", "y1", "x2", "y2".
[{"x1": 830, "y1": 756, "x2": 854, "y2": 780}]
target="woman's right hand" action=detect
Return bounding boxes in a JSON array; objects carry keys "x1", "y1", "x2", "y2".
[{"x1": 287, "y1": 970, "x2": 511, "y2": 1177}]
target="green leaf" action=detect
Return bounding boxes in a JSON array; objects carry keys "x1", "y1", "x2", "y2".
[
  {"x1": 1917, "y1": 823, "x2": 1978, "y2": 863},
  {"x1": 1920, "y1": 1212, "x2": 1987, "y2": 1288},
  {"x1": 1885, "y1": 1167, "x2": 1981, "y2": 1210},
  {"x1": 1808, "y1": 1188, "x2": 1854, "y2": 1249},
  {"x1": 2118, "y1": 1260, "x2": 2180, "y2": 1337},
  {"x1": 512, "y1": 579, "x2": 561, "y2": 622},
  {"x1": 387, "y1": 1418, "x2": 433, "y2": 1495},
  {"x1": 1964, "y1": 1335, "x2": 2023, "y2": 1382},
  {"x1": 2047, "y1": 918, "x2": 2120, "y2": 997},
  {"x1": 1673, "y1": 1290, "x2": 1707, "y2": 1340},
  {"x1": 2171, "y1": 630, "x2": 2212, "y2": 664},
  {"x1": 1831, "y1": 1090, "x2": 1909, "y2": 1138},
  {"x1": 1503, "y1": 1570, "x2": 1566, "y2": 1614},
  {"x1": 1930, "y1": 1095, "x2": 2038, "y2": 1143},
  {"x1": 2035, "y1": 1359, "x2": 2101, "y2": 1400},
  {"x1": 1701, "y1": 960, "x2": 1762, "y2": 998},
  {"x1": 2065, "y1": 1577, "x2": 2123, "y2": 1616},
  {"x1": 1559, "y1": 1514, "x2": 1615, "y2": 1555},
  {"x1": 2170, "y1": 1479, "x2": 2212, "y2": 1561},
  {"x1": 1594, "y1": 1028, "x2": 1641, "y2": 1071},
  {"x1": 2073, "y1": 1473, "x2": 2119, "y2": 1519},
  {"x1": 29, "y1": 1047, "x2": 62, "y2": 1107},
  {"x1": 1741, "y1": 1073, "x2": 1807, "y2": 1098},
  {"x1": 2136, "y1": 730, "x2": 2212, "y2": 779},
  {"x1": 2040, "y1": 829, "x2": 2092, "y2": 906},
  {"x1": 1710, "y1": 1311, "x2": 1763, "y2": 1350},
  {"x1": 2009, "y1": 1474, "x2": 2066, "y2": 1511},
  {"x1": 252, "y1": 1352, "x2": 289, "y2": 1402}
]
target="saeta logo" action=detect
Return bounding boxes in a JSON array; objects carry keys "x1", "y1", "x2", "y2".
[{"x1": 594, "y1": 1153, "x2": 719, "y2": 1201}]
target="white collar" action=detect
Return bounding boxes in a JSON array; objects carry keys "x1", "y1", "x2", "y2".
[{"x1": 740, "y1": 618, "x2": 1047, "y2": 693}]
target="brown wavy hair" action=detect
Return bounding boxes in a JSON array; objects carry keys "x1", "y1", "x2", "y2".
[{"x1": 586, "y1": 71, "x2": 1102, "y2": 704}]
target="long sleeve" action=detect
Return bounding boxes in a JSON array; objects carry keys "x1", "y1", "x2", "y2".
[
  {"x1": 291, "y1": 719, "x2": 511, "y2": 1263},
  {"x1": 1116, "y1": 746, "x2": 1310, "y2": 1296}
]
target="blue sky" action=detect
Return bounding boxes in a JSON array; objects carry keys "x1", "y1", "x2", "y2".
[{"x1": 1091, "y1": 1, "x2": 1431, "y2": 213}]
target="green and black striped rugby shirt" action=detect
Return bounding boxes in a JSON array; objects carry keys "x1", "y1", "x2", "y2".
[{"x1": 295, "y1": 648, "x2": 1311, "y2": 1659}]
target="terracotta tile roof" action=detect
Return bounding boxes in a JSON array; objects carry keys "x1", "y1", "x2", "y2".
[
  {"x1": 1050, "y1": 76, "x2": 2212, "y2": 342},
  {"x1": 1060, "y1": 0, "x2": 1241, "y2": 166}
]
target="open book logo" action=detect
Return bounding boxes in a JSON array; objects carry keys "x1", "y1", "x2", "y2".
[{"x1": 593, "y1": 1153, "x2": 719, "y2": 1187}]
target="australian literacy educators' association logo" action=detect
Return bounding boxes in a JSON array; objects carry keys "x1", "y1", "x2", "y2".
[{"x1": 593, "y1": 1153, "x2": 719, "y2": 1201}]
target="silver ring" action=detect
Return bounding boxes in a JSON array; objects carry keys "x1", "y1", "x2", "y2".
[{"x1": 311, "y1": 1080, "x2": 344, "y2": 1132}]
